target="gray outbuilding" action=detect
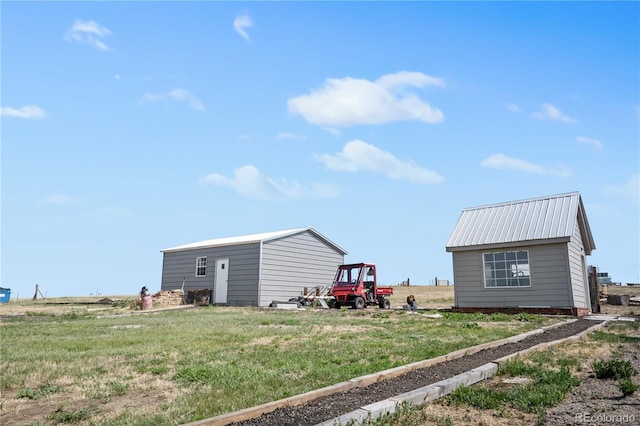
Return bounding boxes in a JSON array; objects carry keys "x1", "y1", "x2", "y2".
[
  {"x1": 446, "y1": 192, "x2": 596, "y2": 316},
  {"x1": 160, "y1": 227, "x2": 347, "y2": 306}
]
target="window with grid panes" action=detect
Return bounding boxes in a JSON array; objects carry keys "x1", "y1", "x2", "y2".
[
  {"x1": 483, "y1": 250, "x2": 530, "y2": 287},
  {"x1": 196, "y1": 256, "x2": 207, "y2": 277}
]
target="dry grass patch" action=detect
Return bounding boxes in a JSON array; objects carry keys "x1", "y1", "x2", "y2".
[
  {"x1": 470, "y1": 322, "x2": 531, "y2": 331},
  {"x1": 388, "y1": 286, "x2": 454, "y2": 309},
  {"x1": 249, "y1": 336, "x2": 277, "y2": 346},
  {"x1": 312, "y1": 323, "x2": 385, "y2": 334},
  {"x1": 410, "y1": 402, "x2": 537, "y2": 426},
  {"x1": 0, "y1": 296, "x2": 137, "y2": 317},
  {"x1": 555, "y1": 340, "x2": 614, "y2": 365}
]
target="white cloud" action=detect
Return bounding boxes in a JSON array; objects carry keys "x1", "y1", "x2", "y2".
[
  {"x1": 1, "y1": 105, "x2": 45, "y2": 119},
  {"x1": 576, "y1": 136, "x2": 603, "y2": 150},
  {"x1": 603, "y1": 174, "x2": 640, "y2": 206},
  {"x1": 506, "y1": 102, "x2": 521, "y2": 113},
  {"x1": 314, "y1": 140, "x2": 444, "y2": 184},
  {"x1": 64, "y1": 19, "x2": 113, "y2": 51},
  {"x1": 531, "y1": 103, "x2": 578, "y2": 124},
  {"x1": 140, "y1": 89, "x2": 205, "y2": 111},
  {"x1": 199, "y1": 165, "x2": 339, "y2": 200},
  {"x1": 234, "y1": 15, "x2": 253, "y2": 43},
  {"x1": 481, "y1": 154, "x2": 573, "y2": 177},
  {"x1": 375, "y1": 71, "x2": 445, "y2": 90},
  {"x1": 287, "y1": 71, "x2": 445, "y2": 127},
  {"x1": 41, "y1": 193, "x2": 81, "y2": 204},
  {"x1": 69, "y1": 19, "x2": 111, "y2": 36}
]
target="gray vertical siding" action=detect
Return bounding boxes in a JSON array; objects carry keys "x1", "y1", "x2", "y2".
[
  {"x1": 453, "y1": 243, "x2": 572, "y2": 308},
  {"x1": 161, "y1": 242, "x2": 260, "y2": 306},
  {"x1": 567, "y1": 221, "x2": 588, "y2": 308},
  {"x1": 161, "y1": 250, "x2": 213, "y2": 293},
  {"x1": 259, "y1": 231, "x2": 344, "y2": 306}
]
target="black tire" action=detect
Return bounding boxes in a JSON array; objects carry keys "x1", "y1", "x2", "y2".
[
  {"x1": 354, "y1": 296, "x2": 365, "y2": 310},
  {"x1": 333, "y1": 302, "x2": 341, "y2": 309},
  {"x1": 381, "y1": 298, "x2": 390, "y2": 309}
]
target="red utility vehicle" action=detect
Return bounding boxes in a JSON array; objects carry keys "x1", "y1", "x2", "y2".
[{"x1": 328, "y1": 263, "x2": 393, "y2": 309}]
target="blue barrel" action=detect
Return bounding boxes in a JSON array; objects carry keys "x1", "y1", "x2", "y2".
[{"x1": 0, "y1": 288, "x2": 11, "y2": 303}]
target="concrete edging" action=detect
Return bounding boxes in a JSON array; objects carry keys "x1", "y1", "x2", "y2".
[
  {"x1": 182, "y1": 319, "x2": 579, "y2": 426},
  {"x1": 314, "y1": 319, "x2": 608, "y2": 426},
  {"x1": 313, "y1": 362, "x2": 501, "y2": 426}
]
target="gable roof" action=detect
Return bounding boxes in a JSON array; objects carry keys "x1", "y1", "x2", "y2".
[
  {"x1": 161, "y1": 227, "x2": 348, "y2": 255},
  {"x1": 446, "y1": 192, "x2": 595, "y2": 254}
]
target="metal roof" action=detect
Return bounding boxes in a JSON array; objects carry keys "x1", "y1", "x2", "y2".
[
  {"x1": 446, "y1": 192, "x2": 595, "y2": 254},
  {"x1": 161, "y1": 227, "x2": 348, "y2": 254}
]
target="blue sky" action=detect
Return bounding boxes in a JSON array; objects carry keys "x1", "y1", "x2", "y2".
[{"x1": 2, "y1": 1, "x2": 639, "y2": 298}]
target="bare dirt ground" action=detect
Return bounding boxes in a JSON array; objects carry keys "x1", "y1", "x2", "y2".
[
  {"x1": 544, "y1": 340, "x2": 640, "y2": 425},
  {"x1": 597, "y1": 285, "x2": 640, "y2": 317},
  {"x1": 4, "y1": 387, "x2": 174, "y2": 426}
]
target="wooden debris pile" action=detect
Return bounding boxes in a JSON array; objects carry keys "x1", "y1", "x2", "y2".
[
  {"x1": 186, "y1": 289, "x2": 210, "y2": 306},
  {"x1": 152, "y1": 290, "x2": 185, "y2": 307}
]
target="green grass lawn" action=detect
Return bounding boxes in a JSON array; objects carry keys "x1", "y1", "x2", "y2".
[{"x1": 1, "y1": 306, "x2": 553, "y2": 425}]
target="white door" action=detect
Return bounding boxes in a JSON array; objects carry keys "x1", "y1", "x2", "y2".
[{"x1": 214, "y1": 258, "x2": 229, "y2": 304}]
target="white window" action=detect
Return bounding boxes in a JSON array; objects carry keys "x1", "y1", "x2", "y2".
[
  {"x1": 196, "y1": 256, "x2": 207, "y2": 277},
  {"x1": 483, "y1": 250, "x2": 530, "y2": 288}
]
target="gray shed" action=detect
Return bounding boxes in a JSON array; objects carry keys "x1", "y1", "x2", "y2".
[
  {"x1": 160, "y1": 227, "x2": 347, "y2": 306},
  {"x1": 446, "y1": 192, "x2": 596, "y2": 316}
]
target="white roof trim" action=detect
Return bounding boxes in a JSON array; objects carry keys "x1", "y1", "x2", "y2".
[{"x1": 161, "y1": 227, "x2": 348, "y2": 255}]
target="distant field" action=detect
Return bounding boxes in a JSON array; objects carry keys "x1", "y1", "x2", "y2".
[
  {"x1": 599, "y1": 284, "x2": 640, "y2": 316},
  {"x1": 3, "y1": 282, "x2": 636, "y2": 315},
  {"x1": 0, "y1": 284, "x2": 455, "y2": 315},
  {"x1": 388, "y1": 285, "x2": 454, "y2": 309}
]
